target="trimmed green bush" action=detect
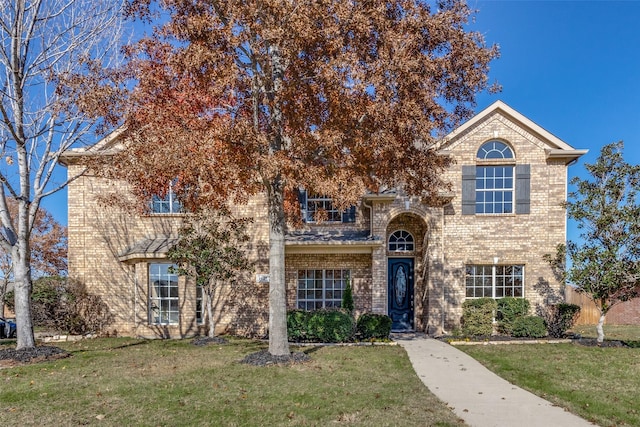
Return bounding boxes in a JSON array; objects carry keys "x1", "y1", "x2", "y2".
[
  {"x1": 286, "y1": 309, "x2": 310, "y2": 342},
  {"x1": 542, "y1": 303, "x2": 581, "y2": 338},
  {"x1": 287, "y1": 309, "x2": 355, "y2": 343},
  {"x1": 462, "y1": 298, "x2": 497, "y2": 337},
  {"x1": 356, "y1": 313, "x2": 392, "y2": 340},
  {"x1": 511, "y1": 315, "x2": 547, "y2": 338},
  {"x1": 496, "y1": 297, "x2": 530, "y2": 335}
]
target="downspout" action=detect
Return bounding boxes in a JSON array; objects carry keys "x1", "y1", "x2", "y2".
[
  {"x1": 133, "y1": 264, "x2": 138, "y2": 337},
  {"x1": 441, "y1": 206, "x2": 447, "y2": 335}
]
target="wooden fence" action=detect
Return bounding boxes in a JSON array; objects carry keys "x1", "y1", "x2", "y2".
[{"x1": 565, "y1": 286, "x2": 640, "y2": 325}]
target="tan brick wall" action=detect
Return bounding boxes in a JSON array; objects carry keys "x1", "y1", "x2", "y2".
[
  {"x1": 67, "y1": 107, "x2": 573, "y2": 338},
  {"x1": 66, "y1": 165, "x2": 271, "y2": 338},
  {"x1": 438, "y1": 112, "x2": 568, "y2": 332},
  {"x1": 285, "y1": 253, "x2": 373, "y2": 315}
]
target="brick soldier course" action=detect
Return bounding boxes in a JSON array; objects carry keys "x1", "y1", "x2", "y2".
[{"x1": 61, "y1": 101, "x2": 587, "y2": 339}]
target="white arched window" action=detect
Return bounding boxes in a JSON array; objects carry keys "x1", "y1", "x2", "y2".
[
  {"x1": 475, "y1": 141, "x2": 515, "y2": 214},
  {"x1": 388, "y1": 230, "x2": 414, "y2": 252}
]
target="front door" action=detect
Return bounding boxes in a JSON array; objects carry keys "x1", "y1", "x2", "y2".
[{"x1": 388, "y1": 258, "x2": 414, "y2": 331}]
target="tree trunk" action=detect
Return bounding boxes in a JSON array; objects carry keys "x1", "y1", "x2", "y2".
[
  {"x1": 13, "y1": 250, "x2": 35, "y2": 349},
  {"x1": 596, "y1": 313, "x2": 606, "y2": 343},
  {"x1": 267, "y1": 178, "x2": 290, "y2": 356},
  {"x1": 206, "y1": 291, "x2": 215, "y2": 338}
]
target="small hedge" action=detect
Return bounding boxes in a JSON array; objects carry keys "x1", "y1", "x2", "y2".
[
  {"x1": 542, "y1": 303, "x2": 581, "y2": 338},
  {"x1": 286, "y1": 309, "x2": 355, "y2": 343},
  {"x1": 356, "y1": 313, "x2": 392, "y2": 340},
  {"x1": 511, "y1": 315, "x2": 547, "y2": 338},
  {"x1": 496, "y1": 297, "x2": 530, "y2": 335},
  {"x1": 462, "y1": 298, "x2": 497, "y2": 337}
]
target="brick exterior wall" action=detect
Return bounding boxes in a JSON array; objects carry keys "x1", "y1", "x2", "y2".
[{"x1": 66, "y1": 103, "x2": 580, "y2": 338}]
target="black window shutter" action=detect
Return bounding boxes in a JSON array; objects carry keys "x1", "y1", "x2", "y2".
[
  {"x1": 298, "y1": 189, "x2": 308, "y2": 222},
  {"x1": 461, "y1": 165, "x2": 476, "y2": 215},
  {"x1": 515, "y1": 165, "x2": 530, "y2": 214},
  {"x1": 342, "y1": 205, "x2": 356, "y2": 223}
]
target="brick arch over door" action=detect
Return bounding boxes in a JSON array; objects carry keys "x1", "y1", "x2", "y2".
[{"x1": 386, "y1": 213, "x2": 430, "y2": 331}]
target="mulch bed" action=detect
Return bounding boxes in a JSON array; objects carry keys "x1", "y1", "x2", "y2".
[
  {"x1": 240, "y1": 349, "x2": 310, "y2": 366},
  {"x1": 191, "y1": 336, "x2": 229, "y2": 346},
  {"x1": 0, "y1": 346, "x2": 70, "y2": 368}
]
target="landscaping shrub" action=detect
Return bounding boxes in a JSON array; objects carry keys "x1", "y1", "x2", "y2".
[
  {"x1": 356, "y1": 313, "x2": 392, "y2": 340},
  {"x1": 342, "y1": 279, "x2": 355, "y2": 313},
  {"x1": 511, "y1": 315, "x2": 547, "y2": 338},
  {"x1": 496, "y1": 297, "x2": 530, "y2": 335},
  {"x1": 307, "y1": 309, "x2": 355, "y2": 343},
  {"x1": 461, "y1": 298, "x2": 497, "y2": 337},
  {"x1": 286, "y1": 309, "x2": 355, "y2": 342},
  {"x1": 540, "y1": 303, "x2": 581, "y2": 338},
  {"x1": 286, "y1": 310, "x2": 310, "y2": 342},
  {"x1": 5, "y1": 276, "x2": 113, "y2": 335}
]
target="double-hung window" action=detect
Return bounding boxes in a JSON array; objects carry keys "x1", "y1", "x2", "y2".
[
  {"x1": 149, "y1": 263, "x2": 179, "y2": 324},
  {"x1": 151, "y1": 181, "x2": 182, "y2": 214},
  {"x1": 298, "y1": 190, "x2": 356, "y2": 223},
  {"x1": 465, "y1": 264, "x2": 524, "y2": 298},
  {"x1": 297, "y1": 269, "x2": 350, "y2": 310},
  {"x1": 462, "y1": 141, "x2": 530, "y2": 215}
]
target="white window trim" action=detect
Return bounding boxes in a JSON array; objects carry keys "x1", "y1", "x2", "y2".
[
  {"x1": 296, "y1": 268, "x2": 350, "y2": 310},
  {"x1": 465, "y1": 264, "x2": 525, "y2": 299},
  {"x1": 388, "y1": 229, "x2": 415, "y2": 252},
  {"x1": 148, "y1": 263, "x2": 179, "y2": 325}
]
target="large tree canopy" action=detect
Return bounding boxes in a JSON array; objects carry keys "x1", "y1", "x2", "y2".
[{"x1": 89, "y1": 0, "x2": 498, "y2": 355}]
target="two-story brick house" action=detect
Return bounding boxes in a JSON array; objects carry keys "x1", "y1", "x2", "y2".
[{"x1": 61, "y1": 101, "x2": 586, "y2": 338}]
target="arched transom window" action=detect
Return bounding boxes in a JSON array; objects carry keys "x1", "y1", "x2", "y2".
[
  {"x1": 477, "y1": 140, "x2": 514, "y2": 160},
  {"x1": 388, "y1": 230, "x2": 414, "y2": 252}
]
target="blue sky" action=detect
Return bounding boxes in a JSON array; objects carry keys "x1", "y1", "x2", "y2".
[
  {"x1": 469, "y1": 0, "x2": 640, "y2": 242},
  {"x1": 45, "y1": 0, "x2": 640, "y2": 245}
]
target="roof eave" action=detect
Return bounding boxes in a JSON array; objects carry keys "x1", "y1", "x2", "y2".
[{"x1": 546, "y1": 149, "x2": 589, "y2": 164}]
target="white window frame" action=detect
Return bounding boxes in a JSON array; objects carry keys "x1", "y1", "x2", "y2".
[
  {"x1": 388, "y1": 230, "x2": 415, "y2": 252},
  {"x1": 476, "y1": 141, "x2": 515, "y2": 215},
  {"x1": 475, "y1": 166, "x2": 514, "y2": 214},
  {"x1": 297, "y1": 269, "x2": 350, "y2": 310},
  {"x1": 196, "y1": 284, "x2": 204, "y2": 325},
  {"x1": 305, "y1": 194, "x2": 343, "y2": 223},
  {"x1": 151, "y1": 181, "x2": 182, "y2": 214},
  {"x1": 465, "y1": 264, "x2": 524, "y2": 299},
  {"x1": 149, "y1": 263, "x2": 179, "y2": 325}
]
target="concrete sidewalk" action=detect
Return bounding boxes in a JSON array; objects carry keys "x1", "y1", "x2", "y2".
[{"x1": 395, "y1": 336, "x2": 595, "y2": 427}]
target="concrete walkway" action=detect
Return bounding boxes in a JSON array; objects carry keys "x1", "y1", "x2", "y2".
[{"x1": 395, "y1": 336, "x2": 595, "y2": 427}]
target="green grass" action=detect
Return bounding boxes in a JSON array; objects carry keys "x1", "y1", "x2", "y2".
[
  {"x1": 571, "y1": 324, "x2": 640, "y2": 342},
  {"x1": 459, "y1": 329, "x2": 640, "y2": 427},
  {"x1": 0, "y1": 338, "x2": 464, "y2": 427}
]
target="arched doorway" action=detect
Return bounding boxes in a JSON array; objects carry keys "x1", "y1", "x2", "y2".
[{"x1": 386, "y1": 213, "x2": 428, "y2": 331}]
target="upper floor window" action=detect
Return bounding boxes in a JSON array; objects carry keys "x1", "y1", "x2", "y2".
[
  {"x1": 477, "y1": 141, "x2": 514, "y2": 160},
  {"x1": 151, "y1": 181, "x2": 182, "y2": 214},
  {"x1": 388, "y1": 230, "x2": 414, "y2": 252},
  {"x1": 298, "y1": 190, "x2": 356, "y2": 223},
  {"x1": 462, "y1": 141, "x2": 530, "y2": 215}
]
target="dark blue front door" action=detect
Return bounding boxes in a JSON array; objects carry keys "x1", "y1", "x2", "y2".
[{"x1": 388, "y1": 258, "x2": 414, "y2": 331}]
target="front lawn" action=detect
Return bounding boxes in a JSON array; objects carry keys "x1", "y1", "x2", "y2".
[
  {"x1": 460, "y1": 333, "x2": 640, "y2": 427},
  {"x1": 0, "y1": 338, "x2": 464, "y2": 427}
]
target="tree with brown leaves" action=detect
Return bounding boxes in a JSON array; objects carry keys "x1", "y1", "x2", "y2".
[
  {"x1": 0, "y1": 0, "x2": 124, "y2": 349},
  {"x1": 0, "y1": 201, "x2": 67, "y2": 319},
  {"x1": 96, "y1": 0, "x2": 498, "y2": 355}
]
